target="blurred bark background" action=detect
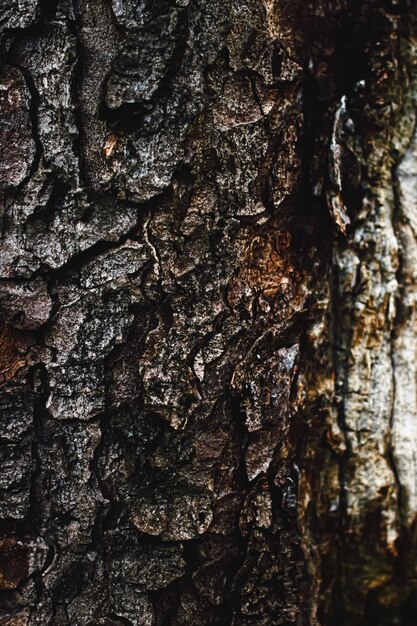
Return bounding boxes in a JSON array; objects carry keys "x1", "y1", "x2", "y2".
[{"x1": 1, "y1": 1, "x2": 417, "y2": 624}]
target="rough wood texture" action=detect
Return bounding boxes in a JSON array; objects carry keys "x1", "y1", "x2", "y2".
[{"x1": 1, "y1": 1, "x2": 417, "y2": 625}]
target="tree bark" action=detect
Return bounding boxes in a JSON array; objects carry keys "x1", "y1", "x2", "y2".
[{"x1": 1, "y1": 1, "x2": 417, "y2": 624}]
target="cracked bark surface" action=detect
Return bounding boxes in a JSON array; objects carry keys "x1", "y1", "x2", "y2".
[{"x1": 1, "y1": 1, "x2": 417, "y2": 625}]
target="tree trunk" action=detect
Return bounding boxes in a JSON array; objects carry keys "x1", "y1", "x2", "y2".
[{"x1": 1, "y1": 1, "x2": 417, "y2": 624}]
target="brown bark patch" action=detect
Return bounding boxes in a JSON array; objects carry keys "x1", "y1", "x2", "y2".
[
  {"x1": 0, "y1": 535, "x2": 29, "y2": 590},
  {"x1": 0, "y1": 325, "x2": 30, "y2": 385},
  {"x1": 230, "y1": 221, "x2": 303, "y2": 319}
]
